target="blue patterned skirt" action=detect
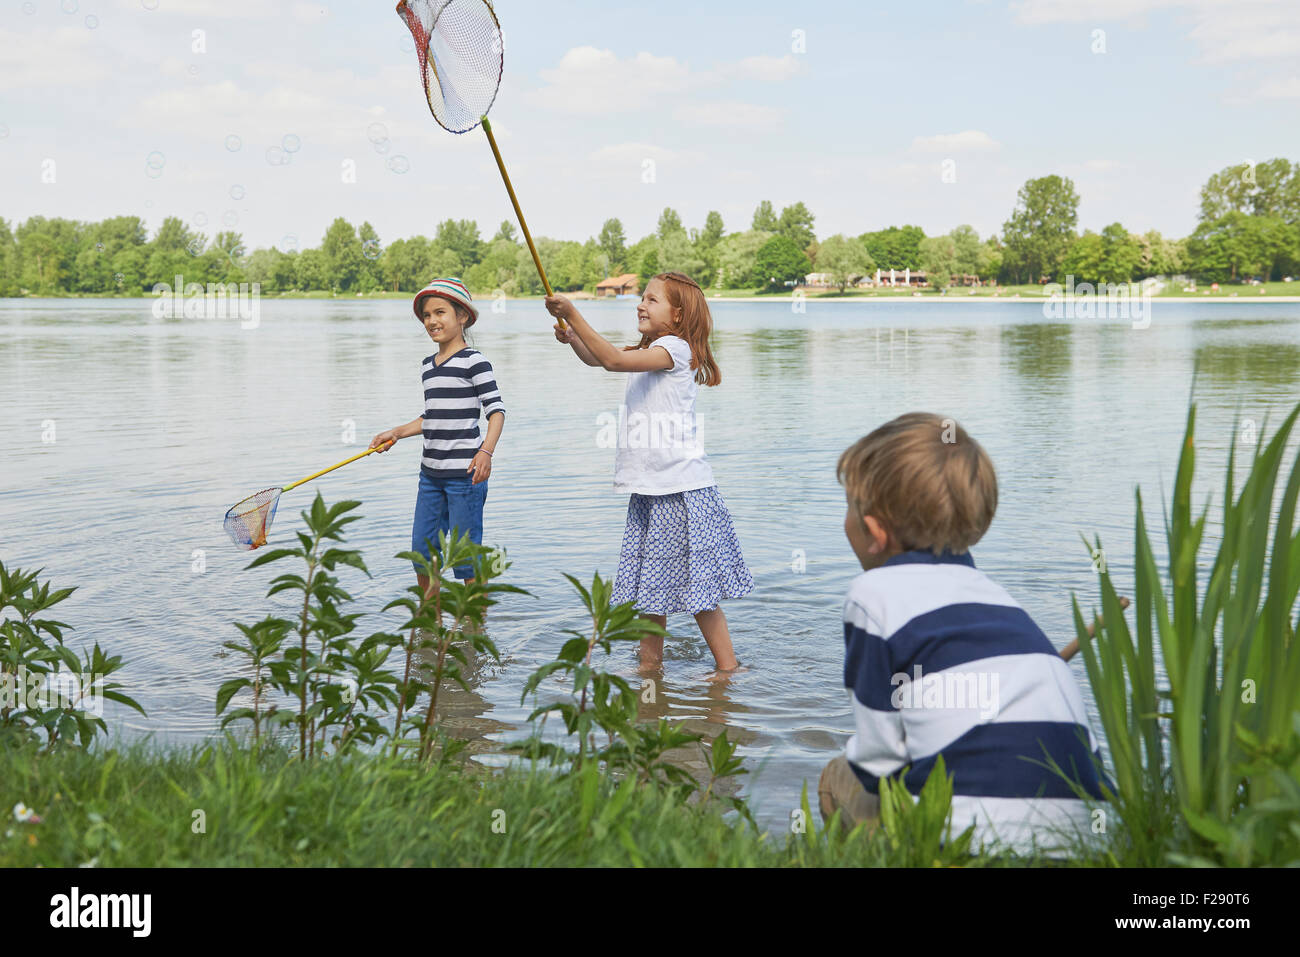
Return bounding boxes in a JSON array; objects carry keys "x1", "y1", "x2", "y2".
[{"x1": 611, "y1": 485, "x2": 754, "y2": 615}]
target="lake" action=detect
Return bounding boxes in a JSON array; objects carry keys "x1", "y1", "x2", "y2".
[{"x1": 3, "y1": 295, "x2": 1299, "y2": 835}]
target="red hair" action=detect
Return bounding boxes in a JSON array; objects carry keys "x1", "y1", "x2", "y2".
[{"x1": 624, "y1": 272, "x2": 721, "y2": 386}]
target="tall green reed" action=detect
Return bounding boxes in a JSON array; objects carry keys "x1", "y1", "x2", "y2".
[{"x1": 1074, "y1": 399, "x2": 1300, "y2": 865}]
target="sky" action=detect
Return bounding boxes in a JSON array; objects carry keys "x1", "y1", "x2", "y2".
[{"x1": 1, "y1": 0, "x2": 1297, "y2": 251}]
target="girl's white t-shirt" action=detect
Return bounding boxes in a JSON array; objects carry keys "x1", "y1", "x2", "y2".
[{"x1": 613, "y1": 335, "x2": 716, "y2": 495}]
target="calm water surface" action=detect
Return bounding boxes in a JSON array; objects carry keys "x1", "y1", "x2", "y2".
[{"x1": 3, "y1": 296, "x2": 1299, "y2": 833}]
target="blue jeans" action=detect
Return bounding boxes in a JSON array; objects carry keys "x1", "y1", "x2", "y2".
[{"x1": 411, "y1": 470, "x2": 487, "y2": 579}]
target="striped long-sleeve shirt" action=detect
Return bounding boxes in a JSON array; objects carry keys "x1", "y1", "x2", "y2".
[
  {"x1": 419, "y1": 347, "x2": 504, "y2": 477},
  {"x1": 841, "y1": 549, "x2": 1111, "y2": 855}
]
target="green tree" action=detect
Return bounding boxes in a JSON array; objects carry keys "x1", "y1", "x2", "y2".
[
  {"x1": 16, "y1": 217, "x2": 78, "y2": 293},
  {"x1": 598, "y1": 218, "x2": 627, "y2": 274},
  {"x1": 295, "y1": 247, "x2": 330, "y2": 291},
  {"x1": 700, "y1": 211, "x2": 725, "y2": 249},
  {"x1": 860, "y1": 225, "x2": 926, "y2": 270},
  {"x1": 1060, "y1": 231, "x2": 1105, "y2": 285},
  {"x1": 753, "y1": 235, "x2": 811, "y2": 290},
  {"x1": 493, "y1": 220, "x2": 518, "y2": 243},
  {"x1": 639, "y1": 246, "x2": 660, "y2": 286},
  {"x1": 1001, "y1": 174, "x2": 1080, "y2": 282},
  {"x1": 751, "y1": 200, "x2": 778, "y2": 232},
  {"x1": 948, "y1": 224, "x2": 985, "y2": 278},
  {"x1": 918, "y1": 234, "x2": 958, "y2": 290},
  {"x1": 358, "y1": 221, "x2": 383, "y2": 292},
  {"x1": 435, "y1": 219, "x2": 483, "y2": 268},
  {"x1": 777, "y1": 201, "x2": 816, "y2": 251},
  {"x1": 658, "y1": 231, "x2": 705, "y2": 279},
  {"x1": 817, "y1": 234, "x2": 874, "y2": 292},
  {"x1": 0, "y1": 218, "x2": 17, "y2": 296},
  {"x1": 1096, "y1": 222, "x2": 1142, "y2": 284},
  {"x1": 717, "y1": 229, "x2": 771, "y2": 288},
  {"x1": 1199, "y1": 158, "x2": 1300, "y2": 224},
  {"x1": 1186, "y1": 212, "x2": 1294, "y2": 282},
  {"x1": 321, "y1": 217, "x2": 363, "y2": 291},
  {"x1": 656, "y1": 208, "x2": 684, "y2": 240}
]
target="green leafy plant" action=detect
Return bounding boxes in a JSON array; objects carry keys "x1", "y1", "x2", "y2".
[
  {"x1": 512, "y1": 572, "x2": 751, "y2": 821},
  {"x1": 217, "y1": 494, "x2": 400, "y2": 758},
  {"x1": 385, "y1": 529, "x2": 525, "y2": 765},
  {"x1": 876, "y1": 754, "x2": 976, "y2": 866},
  {"x1": 0, "y1": 561, "x2": 145, "y2": 750},
  {"x1": 1073, "y1": 400, "x2": 1300, "y2": 865}
]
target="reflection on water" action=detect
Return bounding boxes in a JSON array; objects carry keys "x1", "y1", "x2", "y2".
[{"x1": 3, "y1": 297, "x2": 1299, "y2": 835}]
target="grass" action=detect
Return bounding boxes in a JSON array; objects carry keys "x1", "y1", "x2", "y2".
[{"x1": 0, "y1": 736, "x2": 1099, "y2": 867}]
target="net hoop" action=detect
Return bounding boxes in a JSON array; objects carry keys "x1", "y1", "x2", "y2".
[{"x1": 397, "y1": 0, "x2": 504, "y2": 134}]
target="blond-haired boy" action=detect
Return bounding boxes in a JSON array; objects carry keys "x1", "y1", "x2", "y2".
[{"x1": 820, "y1": 412, "x2": 1109, "y2": 855}]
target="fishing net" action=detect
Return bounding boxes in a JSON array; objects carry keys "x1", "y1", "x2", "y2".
[
  {"x1": 397, "y1": 0, "x2": 503, "y2": 133},
  {"x1": 224, "y1": 488, "x2": 281, "y2": 550}
]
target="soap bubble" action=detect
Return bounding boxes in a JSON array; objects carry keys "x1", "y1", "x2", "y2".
[
  {"x1": 95, "y1": 242, "x2": 105, "y2": 252},
  {"x1": 22, "y1": 2, "x2": 35, "y2": 13},
  {"x1": 194, "y1": 211, "x2": 208, "y2": 227},
  {"x1": 114, "y1": 273, "x2": 124, "y2": 285},
  {"x1": 387, "y1": 154, "x2": 410, "y2": 174},
  {"x1": 281, "y1": 133, "x2": 301, "y2": 153},
  {"x1": 0, "y1": 125, "x2": 8, "y2": 139},
  {"x1": 228, "y1": 245, "x2": 250, "y2": 269},
  {"x1": 366, "y1": 122, "x2": 388, "y2": 144},
  {"x1": 141, "y1": 0, "x2": 159, "y2": 10},
  {"x1": 187, "y1": 238, "x2": 205, "y2": 256},
  {"x1": 281, "y1": 234, "x2": 299, "y2": 252},
  {"x1": 373, "y1": 138, "x2": 390, "y2": 155},
  {"x1": 225, "y1": 134, "x2": 242, "y2": 152},
  {"x1": 265, "y1": 146, "x2": 287, "y2": 166},
  {"x1": 61, "y1": 0, "x2": 78, "y2": 14},
  {"x1": 222, "y1": 209, "x2": 238, "y2": 227},
  {"x1": 146, "y1": 150, "x2": 166, "y2": 169},
  {"x1": 188, "y1": 65, "x2": 199, "y2": 76},
  {"x1": 84, "y1": 14, "x2": 98, "y2": 27},
  {"x1": 229, "y1": 184, "x2": 245, "y2": 200},
  {"x1": 362, "y1": 239, "x2": 382, "y2": 260}
]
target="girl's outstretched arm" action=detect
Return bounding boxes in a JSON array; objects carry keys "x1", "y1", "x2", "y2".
[
  {"x1": 544, "y1": 295, "x2": 672, "y2": 373},
  {"x1": 554, "y1": 321, "x2": 601, "y2": 366}
]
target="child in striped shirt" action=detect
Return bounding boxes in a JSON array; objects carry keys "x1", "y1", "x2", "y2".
[
  {"x1": 370, "y1": 278, "x2": 504, "y2": 592},
  {"x1": 821, "y1": 412, "x2": 1110, "y2": 855}
]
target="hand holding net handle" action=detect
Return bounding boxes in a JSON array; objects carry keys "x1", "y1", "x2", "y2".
[
  {"x1": 282, "y1": 441, "x2": 395, "y2": 493},
  {"x1": 480, "y1": 115, "x2": 562, "y2": 324}
]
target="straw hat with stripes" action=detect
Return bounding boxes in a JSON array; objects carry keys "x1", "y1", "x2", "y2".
[{"x1": 413, "y1": 277, "x2": 479, "y2": 327}]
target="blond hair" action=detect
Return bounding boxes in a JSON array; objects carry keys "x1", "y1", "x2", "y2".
[{"x1": 836, "y1": 412, "x2": 997, "y2": 555}]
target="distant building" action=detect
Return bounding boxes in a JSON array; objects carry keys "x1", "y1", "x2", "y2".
[{"x1": 596, "y1": 274, "x2": 640, "y2": 298}]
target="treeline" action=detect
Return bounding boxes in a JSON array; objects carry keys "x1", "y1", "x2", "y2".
[{"x1": 1, "y1": 158, "x2": 1296, "y2": 297}]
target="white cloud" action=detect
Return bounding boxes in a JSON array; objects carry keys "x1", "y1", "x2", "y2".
[
  {"x1": 1252, "y1": 75, "x2": 1300, "y2": 98},
  {"x1": 0, "y1": 28, "x2": 109, "y2": 91},
  {"x1": 530, "y1": 47, "x2": 690, "y2": 114},
  {"x1": 1011, "y1": 0, "x2": 1300, "y2": 64},
  {"x1": 715, "y1": 55, "x2": 805, "y2": 83},
  {"x1": 910, "y1": 130, "x2": 1001, "y2": 152},
  {"x1": 112, "y1": 0, "x2": 274, "y2": 16},
  {"x1": 1010, "y1": 0, "x2": 1188, "y2": 24},
  {"x1": 673, "y1": 101, "x2": 785, "y2": 130},
  {"x1": 1083, "y1": 159, "x2": 1129, "y2": 171}
]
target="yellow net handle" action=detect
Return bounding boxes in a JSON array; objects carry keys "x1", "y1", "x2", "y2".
[{"x1": 282, "y1": 441, "x2": 394, "y2": 493}]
